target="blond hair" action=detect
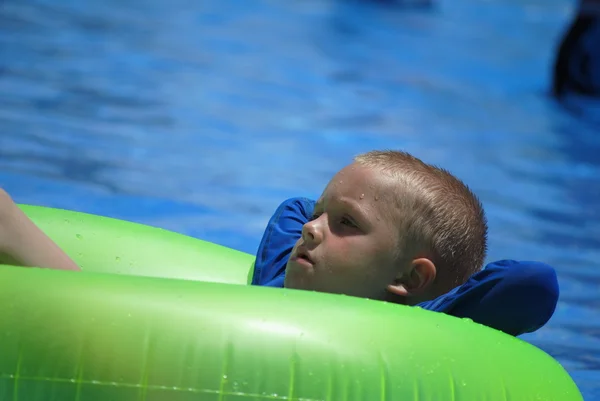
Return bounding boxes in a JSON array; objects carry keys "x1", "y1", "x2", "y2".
[{"x1": 354, "y1": 150, "x2": 488, "y2": 292}]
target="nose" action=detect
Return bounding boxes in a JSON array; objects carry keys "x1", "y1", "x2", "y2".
[{"x1": 302, "y1": 217, "x2": 323, "y2": 246}]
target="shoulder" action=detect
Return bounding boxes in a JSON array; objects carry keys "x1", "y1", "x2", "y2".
[
  {"x1": 483, "y1": 260, "x2": 559, "y2": 298},
  {"x1": 420, "y1": 260, "x2": 559, "y2": 336},
  {"x1": 480, "y1": 260, "x2": 559, "y2": 334}
]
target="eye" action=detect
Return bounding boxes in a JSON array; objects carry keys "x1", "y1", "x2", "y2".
[
  {"x1": 341, "y1": 216, "x2": 358, "y2": 228},
  {"x1": 310, "y1": 212, "x2": 322, "y2": 221}
]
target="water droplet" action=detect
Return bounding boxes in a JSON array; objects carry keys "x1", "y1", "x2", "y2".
[
  {"x1": 75, "y1": 234, "x2": 83, "y2": 240},
  {"x1": 222, "y1": 374, "x2": 228, "y2": 379},
  {"x1": 338, "y1": 180, "x2": 343, "y2": 184},
  {"x1": 69, "y1": 378, "x2": 76, "y2": 383},
  {"x1": 272, "y1": 393, "x2": 278, "y2": 397},
  {"x1": 374, "y1": 196, "x2": 379, "y2": 201},
  {"x1": 359, "y1": 193, "x2": 365, "y2": 199},
  {"x1": 461, "y1": 380, "x2": 467, "y2": 387},
  {"x1": 308, "y1": 371, "x2": 314, "y2": 376},
  {"x1": 463, "y1": 318, "x2": 473, "y2": 323},
  {"x1": 115, "y1": 256, "x2": 121, "y2": 262}
]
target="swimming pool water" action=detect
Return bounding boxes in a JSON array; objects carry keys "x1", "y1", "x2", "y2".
[{"x1": 1, "y1": 0, "x2": 599, "y2": 398}]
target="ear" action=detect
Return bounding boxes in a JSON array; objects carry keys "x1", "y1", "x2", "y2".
[{"x1": 386, "y1": 257, "x2": 437, "y2": 298}]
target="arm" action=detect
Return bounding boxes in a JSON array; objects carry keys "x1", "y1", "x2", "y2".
[
  {"x1": 419, "y1": 260, "x2": 559, "y2": 336},
  {"x1": 0, "y1": 189, "x2": 80, "y2": 271},
  {"x1": 251, "y1": 197, "x2": 314, "y2": 287}
]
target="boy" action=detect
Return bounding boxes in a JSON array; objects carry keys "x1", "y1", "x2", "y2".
[
  {"x1": 0, "y1": 150, "x2": 558, "y2": 336},
  {"x1": 251, "y1": 151, "x2": 559, "y2": 336}
]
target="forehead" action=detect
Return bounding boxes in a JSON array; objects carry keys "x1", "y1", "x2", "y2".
[{"x1": 318, "y1": 163, "x2": 400, "y2": 214}]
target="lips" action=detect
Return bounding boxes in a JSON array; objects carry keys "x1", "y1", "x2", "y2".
[{"x1": 294, "y1": 245, "x2": 314, "y2": 265}]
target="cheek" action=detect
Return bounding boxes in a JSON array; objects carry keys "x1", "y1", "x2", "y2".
[
  {"x1": 356, "y1": 239, "x2": 398, "y2": 279},
  {"x1": 325, "y1": 238, "x2": 389, "y2": 274},
  {"x1": 324, "y1": 238, "x2": 358, "y2": 261}
]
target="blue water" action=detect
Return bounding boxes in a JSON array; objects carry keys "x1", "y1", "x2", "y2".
[{"x1": 1, "y1": 0, "x2": 599, "y2": 398}]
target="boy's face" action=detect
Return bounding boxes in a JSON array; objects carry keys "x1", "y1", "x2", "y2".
[{"x1": 285, "y1": 162, "x2": 405, "y2": 299}]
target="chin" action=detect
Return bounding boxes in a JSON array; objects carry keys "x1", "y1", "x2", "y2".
[
  {"x1": 283, "y1": 272, "x2": 312, "y2": 291},
  {"x1": 283, "y1": 277, "x2": 304, "y2": 290}
]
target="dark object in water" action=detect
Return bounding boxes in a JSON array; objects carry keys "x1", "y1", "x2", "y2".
[{"x1": 553, "y1": 12, "x2": 600, "y2": 97}]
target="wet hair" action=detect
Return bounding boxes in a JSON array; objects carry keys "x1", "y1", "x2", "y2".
[{"x1": 354, "y1": 150, "x2": 488, "y2": 292}]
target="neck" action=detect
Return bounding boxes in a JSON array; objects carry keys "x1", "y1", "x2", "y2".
[{"x1": 382, "y1": 291, "x2": 430, "y2": 306}]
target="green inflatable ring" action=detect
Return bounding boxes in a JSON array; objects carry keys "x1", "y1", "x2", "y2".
[{"x1": 0, "y1": 205, "x2": 583, "y2": 401}]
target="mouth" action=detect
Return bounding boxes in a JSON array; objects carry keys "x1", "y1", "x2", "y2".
[{"x1": 292, "y1": 246, "x2": 314, "y2": 266}]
